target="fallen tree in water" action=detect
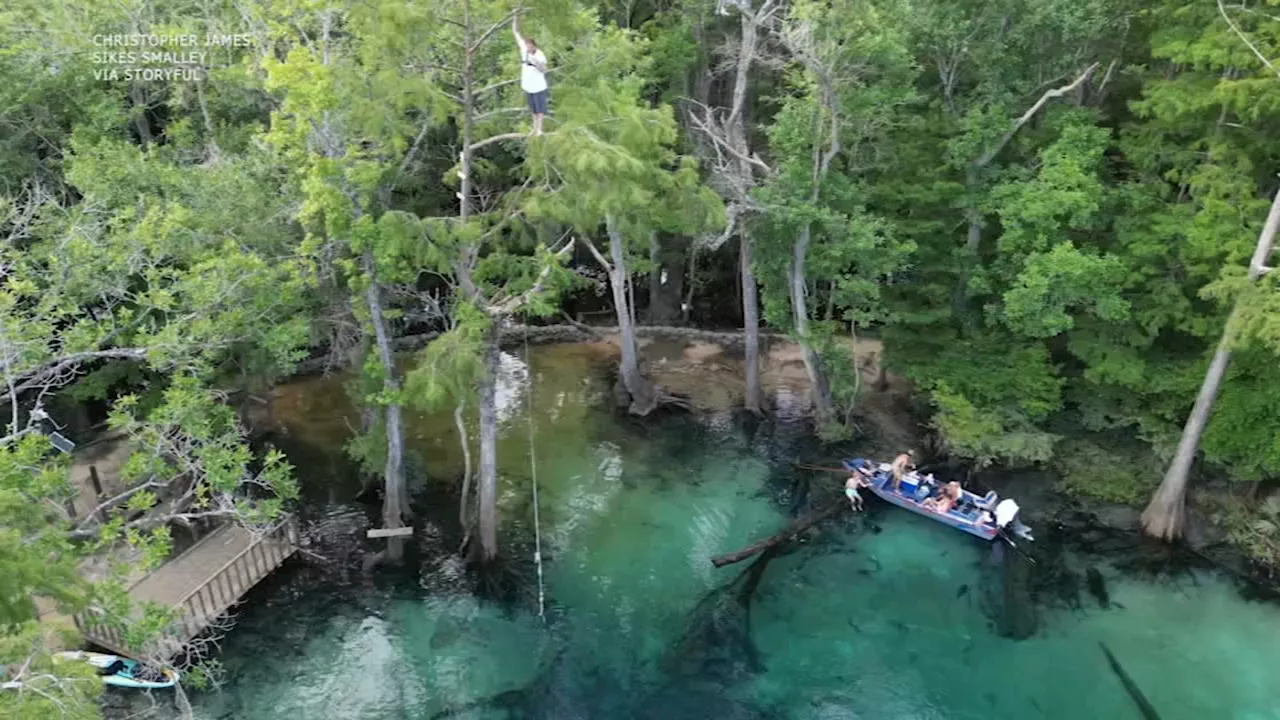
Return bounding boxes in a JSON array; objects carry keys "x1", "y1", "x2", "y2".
[
  {"x1": 710, "y1": 497, "x2": 849, "y2": 568},
  {"x1": 1100, "y1": 642, "x2": 1162, "y2": 720}
]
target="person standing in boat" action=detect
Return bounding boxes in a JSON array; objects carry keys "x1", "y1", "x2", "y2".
[
  {"x1": 890, "y1": 450, "x2": 915, "y2": 491},
  {"x1": 512, "y1": 17, "x2": 549, "y2": 136}
]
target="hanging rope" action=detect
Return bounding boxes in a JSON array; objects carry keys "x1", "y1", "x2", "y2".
[{"x1": 524, "y1": 324, "x2": 547, "y2": 621}]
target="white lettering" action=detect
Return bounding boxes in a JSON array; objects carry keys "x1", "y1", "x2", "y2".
[
  {"x1": 88, "y1": 34, "x2": 198, "y2": 48},
  {"x1": 91, "y1": 51, "x2": 137, "y2": 64},
  {"x1": 139, "y1": 51, "x2": 205, "y2": 64},
  {"x1": 204, "y1": 33, "x2": 254, "y2": 47}
]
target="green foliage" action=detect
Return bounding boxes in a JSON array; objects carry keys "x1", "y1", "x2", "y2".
[
  {"x1": 1000, "y1": 243, "x2": 1130, "y2": 338},
  {"x1": 1196, "y1": 351, "x2": 1280, "y2": 481},
  {"x1": 5, "y1": 0, "x2": 1280, "y2": 712},
  {"x1": 525, "y1": 25, "x2": 722, "y2": 238},
  {"x1": 405, "y1": 303, "x2": 491, "y2": 412},
  {"x1": 931, "y1": 381, "x2": 1058, "y2": 467},
  {"x1": 1055, "y1": 437, "x2": 1161, "y2": 504},
  {"x1": 986, "y1": 121, "x2": 1110, "y2": 258},
  {"x1": 641, "y1": 10, "x2": 700, "y2": 103},
  {"x1": 0, "y1": 622, "x2": 102, "y2": 720},
  {"x1": 898, "y1": 331, "x2": 1063, "y2": 466},
  {"x1": 1218, "y1": 495, "x2": 1280, "y2": 568},
  {"x1": 0, "y1": 435, "x2": 84, "y2": 626}
]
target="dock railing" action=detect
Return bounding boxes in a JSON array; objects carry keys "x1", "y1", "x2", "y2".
[
  {"x1": 75, "y1": 518, "x2": 299, "y2": 659},
  {"x1": 168, "y1": 518, "x2": 299, "y2": 643}
]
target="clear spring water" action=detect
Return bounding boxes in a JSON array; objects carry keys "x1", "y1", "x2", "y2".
[{"x1": 185, "y1": 343, "x2": 1280, "y2": 720}]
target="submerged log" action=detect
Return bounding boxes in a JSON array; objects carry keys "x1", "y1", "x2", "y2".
[
  {"x1": 1100, "y1": 642, "x2": 1162, "y2": 720},
  {"x1": 710, "y1": 498, "x2": 848, "y2": 568}
]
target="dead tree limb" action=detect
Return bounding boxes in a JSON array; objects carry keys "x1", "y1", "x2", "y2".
[
  {"x1": 710, "y1": 498, "x2": 848, "y2": 568},
  {"x1": 971, "y1": 62, "x2": 1101, "y2": 172},
  {"x1": 955, "y1": 62, "x2": 1100, "y2": 317}
]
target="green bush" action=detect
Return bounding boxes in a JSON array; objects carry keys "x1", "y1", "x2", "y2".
[{"x1": 1054, "y1": 438, "x2": 1159, "y2": 504}]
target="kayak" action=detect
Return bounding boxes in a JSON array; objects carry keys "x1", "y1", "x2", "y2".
[{"x1": 54, "y1": 651, "x2": 179, "y2": 689}]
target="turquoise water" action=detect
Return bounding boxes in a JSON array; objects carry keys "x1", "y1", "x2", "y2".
[{"x1": 185, "y1": 345, "x2": 1280, "y2": 720}]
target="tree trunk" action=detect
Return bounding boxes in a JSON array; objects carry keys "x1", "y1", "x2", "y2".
[
  {"x1": 791, "y1": 224, "x2": 836, "y2": 424},
  {"x1": 455, "y1": 401, "x2": 473, "y2": 531},
  {"x1": 741, "y1": 231, "x2": 763, "y2": 414},
  {"x1": 647, "y1": 233, "x2": 687, "y2": 325},
  {"x1": 477, "y1": 325, "x2": 501, "y2": 559},
  {"x1": 607, "y1": 218, "x2": 658, "y2": 415},
  {"x1": 129, "y1": 83, "x2": 153, "y2": 146},
  {"x1": 683, "y1": 243, "x2": 699, "y2": 324},
  {"x1": 730, "y1": 11, "x2": 763, "y2": 416},
  {"x1": 1142, "y1": 189, "x2": 1280, "y2": 540},
  {"x1": 364, "y1": 263, "x2": 408, "y2": 563},
  {"x1": 648, "y1": 232, "x2": 662, "y2": 323}
]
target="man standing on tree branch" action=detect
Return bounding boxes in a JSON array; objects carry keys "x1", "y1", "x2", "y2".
[{"x1": 513, "y1": 17, "x2": 549, "y2": 136}]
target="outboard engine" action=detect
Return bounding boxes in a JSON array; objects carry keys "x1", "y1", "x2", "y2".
[{"x1": 995, "y1": 499, "x2": 1034, "y2": 542}]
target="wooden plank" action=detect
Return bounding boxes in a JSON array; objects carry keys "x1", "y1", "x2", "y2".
[{"x1": 367, "y1": 526, "x2": 414, "y2": 538}]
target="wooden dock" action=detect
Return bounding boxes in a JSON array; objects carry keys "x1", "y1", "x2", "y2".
[{"x1": 75, "y1": 520, "x2": 299, "y2": 660}]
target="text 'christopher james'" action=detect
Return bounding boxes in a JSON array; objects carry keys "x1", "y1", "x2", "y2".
[{"x1": 90, "y1": 34, "x2": 253, "y2": 81}]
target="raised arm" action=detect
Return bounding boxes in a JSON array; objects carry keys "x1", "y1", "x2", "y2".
[{"x1": 512, "y1": 16, "x2": 525, "y2": 53}]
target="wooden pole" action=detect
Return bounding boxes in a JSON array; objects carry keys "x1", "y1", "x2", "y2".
[{"x1": 89, "y1": 465, "x2": 105, "y2": 521}]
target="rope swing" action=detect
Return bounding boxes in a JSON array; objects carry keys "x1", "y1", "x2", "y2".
[{"x1": 524, "y1": 325, "x2": 547, "y2": 621}]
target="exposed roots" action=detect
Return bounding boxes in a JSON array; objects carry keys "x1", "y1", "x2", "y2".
[{"x1": 1140, "y1": 484, "x2": 1186, "y2": 541}]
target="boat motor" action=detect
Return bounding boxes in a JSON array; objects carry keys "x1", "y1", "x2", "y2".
[{"x1": 995, "y1": 499, "x2": 1035, "y2": 543}]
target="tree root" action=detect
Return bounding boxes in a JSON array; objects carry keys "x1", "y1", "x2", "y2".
[{"x1": 1140, "y1": 486, "x2": 1185, "y2": 541}]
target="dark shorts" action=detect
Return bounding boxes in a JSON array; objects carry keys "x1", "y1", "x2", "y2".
[{"x1": 526, "y1": 89, "x2": 549, "y2": 114}]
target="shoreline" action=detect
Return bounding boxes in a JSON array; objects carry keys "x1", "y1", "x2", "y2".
[{"x1": 257, "y1": 329, "x2": 1280, "y2": 597}]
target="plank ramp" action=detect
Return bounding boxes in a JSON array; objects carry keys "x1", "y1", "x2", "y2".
[{"x1": 76, "y1": 520, "x2": 298, "y2": 660}]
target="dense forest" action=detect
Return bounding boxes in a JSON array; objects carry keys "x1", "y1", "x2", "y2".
[{"x1": 2, "y1": 0, "x2": 1279, "y2": 716}]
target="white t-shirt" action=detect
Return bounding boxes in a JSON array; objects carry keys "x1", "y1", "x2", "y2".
[{"x1": 521, "y1": 50, "x2": 547, "y2": 93}]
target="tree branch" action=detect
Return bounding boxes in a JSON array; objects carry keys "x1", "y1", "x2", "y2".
[
  {"x1": 72, "y1": 480, "x2": 165, "y2": 529},
  {"x1": 697, "y1": 201, "x2": 741, "y2": 251},
  {"x1": 685, "y1": 101, "x2": 772, "y2": 176},
  {"x1": 488, "y1": 238, "x2": 575, "y2": 316},
  {"x1": 473, "y1": 106, "x2": 525, "y2": 123},
  {"x1": 579, "y1": 235, "x2": 612, "y2": 273},
  {"x1": 388, "y1": 121, "x2": 432, "y2": 191},
  {"x1": 476, "y1": 77, "x2": 518, "y2": 97},
  {"x1": 68, "y1": 509, "x2": 240, "y2": 541},
  {"x1": 1218, "y1": 0, "x2": 1280, "y2": 79},
  {"x1": 473, "y1": 9, "x2": 522, "y2": 52},
  {"x1": 2, "y1": 348, "x2": 149, "y2": 404},
  {"x1": 973, "y1": 62, "x2": 1100, "y2": 170},
  {"x1": 468, "y1": 131, "x2": 554, "y2": 153}
]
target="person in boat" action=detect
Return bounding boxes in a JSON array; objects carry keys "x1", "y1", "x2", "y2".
[
  {"x1": 845, "y1": 472, "x2": 872, "y2": 511},
  {"x1": 890, "y1": 450, "x2": 915, "y2": 491},
  {"x1": 922, "y1": 481, "x2": 963, "y2": 514},
  {"x1": 915, "y1": 472, "x2": 939, "y2": 501},
  {"x1": 512, "y1": 17, "x2": 549, "y2": 136}
]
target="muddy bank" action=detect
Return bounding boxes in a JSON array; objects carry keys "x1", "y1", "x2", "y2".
[
  {"x1": 291, "y1": 324, "x2": 796, "y2": 377},
  {"x1": 266, "y1": 327, "x2": 918, "y2": 459}
]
